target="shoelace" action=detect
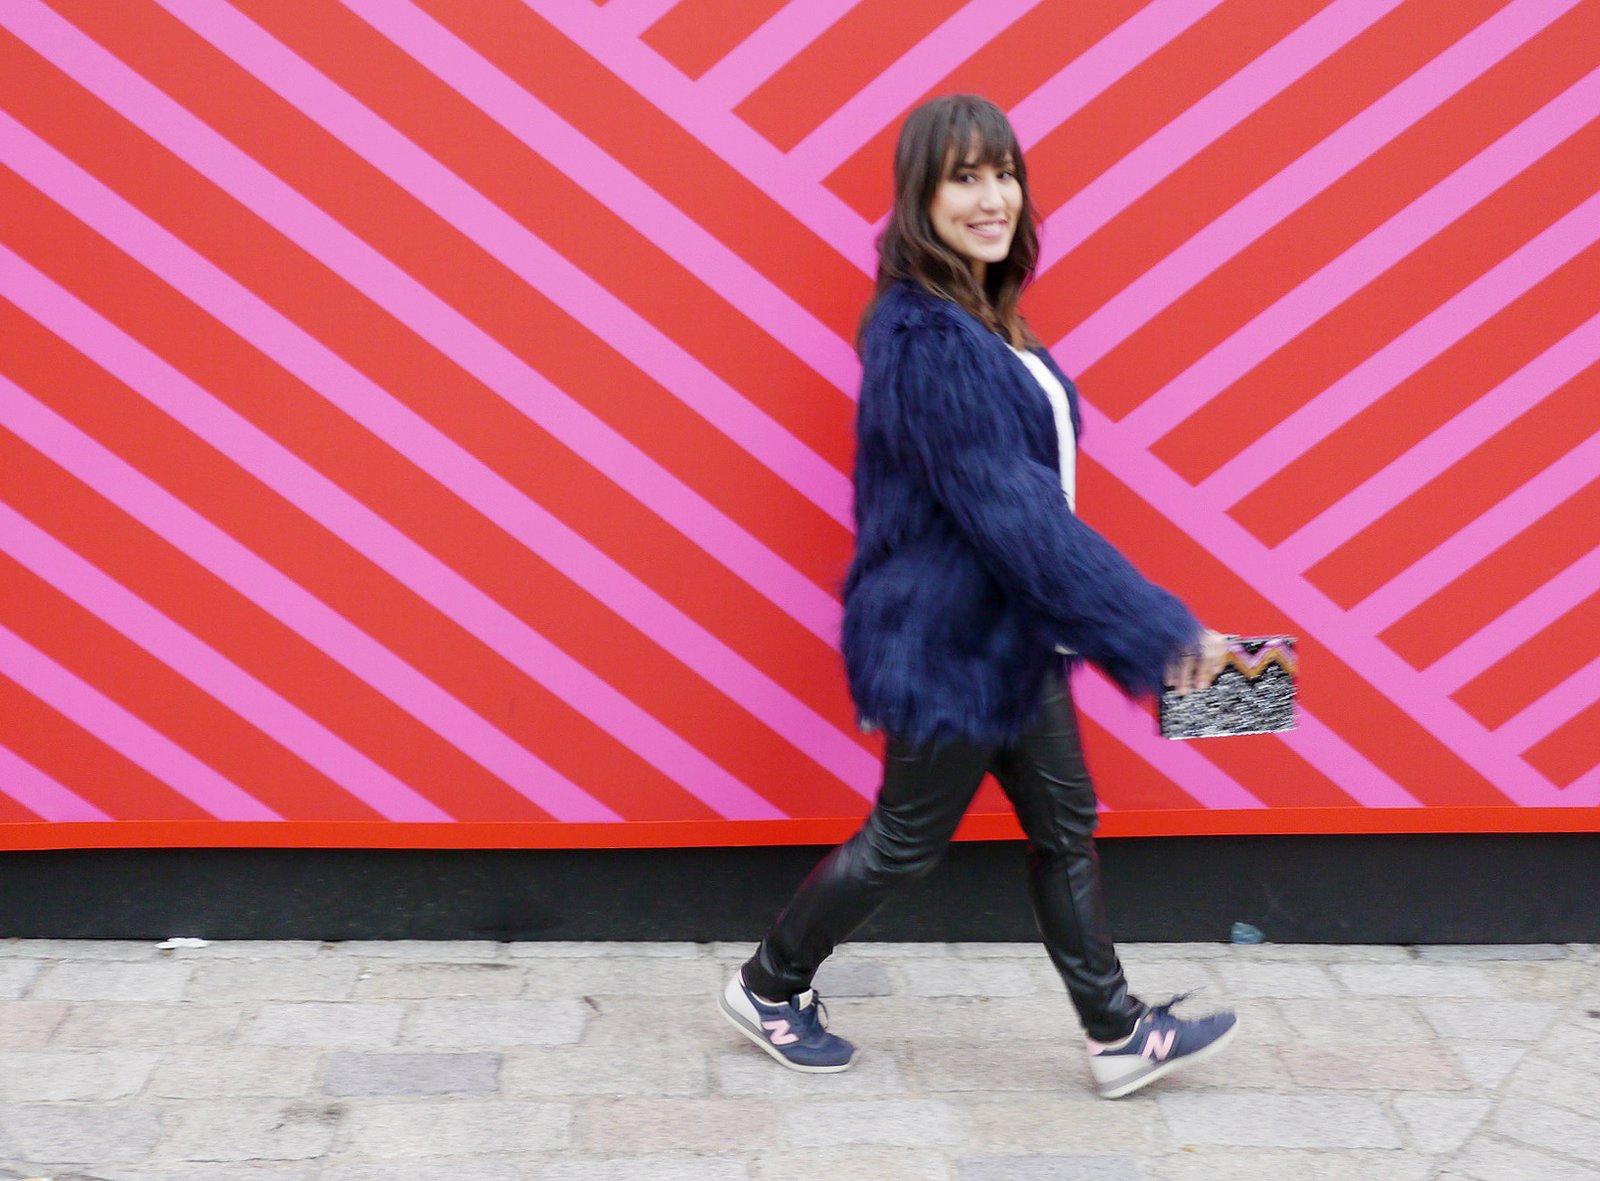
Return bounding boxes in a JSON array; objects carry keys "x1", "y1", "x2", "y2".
[
  {"x1": 791, "y1": 996, "x2": 829, "y2": 1035},
  {"x1": 1144, "y1": 988, "x2": 1201, "y2": 1020}
]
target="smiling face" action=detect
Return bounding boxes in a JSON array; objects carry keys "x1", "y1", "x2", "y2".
[{"x1": 928, "y1": 150, "x2": 1021, "y2": 284}]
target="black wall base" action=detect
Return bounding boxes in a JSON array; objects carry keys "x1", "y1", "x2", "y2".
[{"x1": 2, "y1": 833, "x2": 1596, "y2": 944}]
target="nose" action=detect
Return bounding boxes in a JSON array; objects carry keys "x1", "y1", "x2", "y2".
[{"x1": 977, "y1": 176, "x2": 1005, "y2": 210}]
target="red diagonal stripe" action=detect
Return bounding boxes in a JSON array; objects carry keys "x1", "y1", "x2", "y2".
[
  {"x1": 1454, "y1": 593, "x2": 1600, "y2": 730},
  {"x1": 0, "y1": 32, "x2": 857, "y2": 734},
  {"x1": 641, "y1": 0, "x2": 788, "y2": 80},
  {"x1": 1381, "y1": 477, "x2": 1600, "y2": 669},
  {"x1": 1524, "y1": 699, "x2": 1600, "y2": 787},
  {"x1": 0, "y1": 669, "x2": 207, "y2": 821},
  {"x1": 1151, "y1": 108, "x2": 1600, "y2": 481},
  {"x1": 1024, "y1": 0, "x2": 1508, "y2": 345},
  {"x1": 822, "y1": 0, "x2": 1146, "y2": 219},
  {"x1": 1235, "y1": 241, "x2": 1600, "y2": 552},
  {"x1": 409, "y1": 0, "x2": 872, "y2": 340},
  {"x1": 734, "y1": 0, "x2": 966, "y2": 152}
]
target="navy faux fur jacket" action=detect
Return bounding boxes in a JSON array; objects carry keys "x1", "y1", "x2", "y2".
[{"x1": 841, "y1": 280, "x2": 1202, "y2": 744}]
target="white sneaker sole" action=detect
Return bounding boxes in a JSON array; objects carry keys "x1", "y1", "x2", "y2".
[
  {"x1": 716, "y1": 991, "x2": 857, "y2": 1074},
  {"x1": 1095, "y1": 1021, "x2": 1239, "y2": 1099}
]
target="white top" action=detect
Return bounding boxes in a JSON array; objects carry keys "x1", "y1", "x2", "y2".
[{"x1": 1009, "y1": 345, "x2": 1076, "y2": 511}]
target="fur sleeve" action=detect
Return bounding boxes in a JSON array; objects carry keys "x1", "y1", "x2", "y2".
[{"x1": 876, "y1": 311, "x2": 1202, "y2": 697}]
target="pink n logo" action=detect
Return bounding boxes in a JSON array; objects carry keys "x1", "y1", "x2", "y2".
[
  {"x1": 1141, "y1": 1029, "x2": 1176, "y2": 1060},
  {"x1": 762, "y1": 1018, "x2": 798, "y2": 1045}
]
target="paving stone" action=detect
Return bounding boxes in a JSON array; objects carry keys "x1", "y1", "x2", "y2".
[
  {"x1": 1277, "y1": 1043, "x2": 1469, "y2": 1090},
  {"x1": 811, "y1": 959, "x2": 894, "y2": 997},
  {"x1": 752, "y1": 1147, "x2": 951, "y2": 1180},
  {"x1": 1121, "y1": 964, "x2": 1219, "y2": 1001},
  {"x1": 1421, "y1": 1000, "x2": 1561, "y2": 1042},
  {"x1": 245, "y1": 1002, "x2": 404, "y2": 1048},
  {"x1": 0, "y1": 1002, "x2": 67, "y2": 1049},
  {"x1": 163, "y1": 940, "x2": 323, "y2": 959},
  {"x1": 323, "y1": 1164, "x2": 523, "y2": 1181},
  {"x1": 92, "y1": 1167, "x2": 323, "y2": 1181},
  {"x1": 1146, "y1": 1148, "x2": 1436, "y2": 1181},
  {"x1": 1330, "y1": 963, "x2": 1501, "y2": 998},
  {"x1": 1452, "y1": 1135, "x2": 1600, "y2": 1181},
  {"x1": 520, "y1": 956, "x2": 719, "y2": 997},
  {"x1": 146, "y1": 1046, "x2": 322, "y2": 1098},
  {"x1": 715, "y1": 1048, "x2": 909, "y2": 1097},
  {"x1": 32, "y1": 960, "x2": 194, "y2": 1002},
  {"x1": 1419, "y1": 944, "x2": 1570, "y2": 961},
  {"x1": 907, "y1": 1039, "x2": 1075, "y2": 1092},
  {"x1": 1157, "y1": 1093, "x2": 1402, "y2": 1149},
  {"x1": 1504, "y1": 1051, "x2": 1600, "y2": 1119},
  {"x1": 0, "y1": 963, "x2": 43, "y2": 1001},
  {"x1": 184, "y1": 958, "x2": 362, "y2": 1002},
  {"x1": 896, "y1": 959, "x2": 1040, "y2": 997},
  {"x1": 1118, "y1": 943, "x2": 1231, "y2": 962},
  {"x1": 352, "y1": 961, "x2": 528, "y2": 999},
  {"x1": 511, "y1": 942, "x2": 703, "y2": 959},
  {"x1": 1491, "y1": 1096, "x2": 1600, "y2": 1161},
  {"x1": 835, "y1": 995, "x2": 1084, "y2": 1044},
  {"x1": 0, "y1": 1103, "x2": 161, "y2": 1164},
  {"x1": 1275, "y1": 999, "x2": 1431, "y2": 1043},
  {"x1": 581, "y1": 995, "x2": 732, "y2": 1052},
  {"x1": 324, "y1": 1050, "x2": 501, "y2": 1095},
  {"x1": 324, "y1": 940, "x2": 508, "y2": 961},
  {"x1": 506, "y1": 1046, "x2": 708, "y2": 1096},
  {"x1": 1210, "y1": 962, "x2": 1337, "y2": 998},
  {"x1": 955, "y1": 942, "x2": 1052, "y2": 959},
  {"x1": 52, "y1": 1003, "x2": 241, "y2": 1047},
  {"x1": 1190, "y1": 944, "x2": 1414, "y2": 963},
  {"x1": 0, "y1": 1049, "x2": 157, "y2": 1100},
  {"x1": 536, "y1": 1155, "x2": 749, "y2": 1180},
  {"x1": 156, "y1": 1100, "x2": 345, "y2": 1161},
  {"x1": 577, "y1": 1097, "x2": 779, "y2": 1152},
  {"x1": 404, "y1": 998, "x2": 588, "y2": 1046},
  {"x1": 957, "y1": 1155, "x2": 1143, "y2": 1180},
  {"x1": 781, "y1": 1098, "x2": 966, "y2": 1148},
  {"x1": 345, "y1": 1101, "x2": 572, "y2": 1155},
  {"x1": 1447, "y1": 1041, "x2": 1529, "y2": 1089},
  {"x1": 962, "y1": 1094, "x2": 1167, "y2": 1155},
  {"x1": 1392, "y1": 1092, "x2": 1491, "y2": 1153},
  {"x1": 0, "y1": 940, "x2": 159, "y2": 960},
  {"x1": 1484, "y1": 960, "x2": 1595, "y2": 1001}
]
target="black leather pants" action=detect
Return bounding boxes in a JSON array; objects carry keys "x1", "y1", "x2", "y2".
[{"x1": 742, "y1": 674, "x2": 1143, "y2": 1043}]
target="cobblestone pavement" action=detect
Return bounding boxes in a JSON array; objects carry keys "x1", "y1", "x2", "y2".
[{"x1": 1, "y1": 938, "x2": 1597, "y2": 1180}]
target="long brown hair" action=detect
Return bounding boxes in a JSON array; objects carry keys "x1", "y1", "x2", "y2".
[{"x1": 859, "y1": 94, "x2": 1041, "y2": 350}]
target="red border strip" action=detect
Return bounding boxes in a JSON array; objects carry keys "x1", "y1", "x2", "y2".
[{"x1": 2, "y1": 807, "x2": 1598, "y2": 851}]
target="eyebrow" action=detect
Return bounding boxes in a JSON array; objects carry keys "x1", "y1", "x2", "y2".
[{"x1": 954, "y1": 157, "x2": 1015, "y2": 170}]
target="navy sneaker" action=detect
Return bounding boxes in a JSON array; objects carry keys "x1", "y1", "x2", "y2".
[
  {"x1": 1086, "y1": 992, "x2": 1237, "y2": 1098},
  {"x1": 719, "y1": 970, "x2": 857, "y2": 1073}
]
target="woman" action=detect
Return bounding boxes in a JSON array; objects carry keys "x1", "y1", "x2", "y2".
[{"x1": 719, "y1": 94, "x2": 1237, "y2": 1099}]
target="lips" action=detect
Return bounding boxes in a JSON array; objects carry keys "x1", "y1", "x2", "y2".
[{"x1": 967, "y1": 220, "x2": 1009, "y2": 239}]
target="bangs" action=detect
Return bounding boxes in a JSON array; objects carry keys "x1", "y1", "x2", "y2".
[{"x1": 942, "y1": 101, "x2": 1021, "y2": 174}]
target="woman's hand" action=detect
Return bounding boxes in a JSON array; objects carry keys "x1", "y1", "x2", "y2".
[{"x1": 1166, "y1": 629, "x2": 1231, "y2": 695}]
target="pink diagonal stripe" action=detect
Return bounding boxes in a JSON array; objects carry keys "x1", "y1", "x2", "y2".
[
  {"x1": 1056, "y1": 0, "x2": 1578, "y2": 369},
  {"x1": 601, "y1": 0, "x2": 683, "y2": 37},
  {"x1": 0, "y1": 501, "x2": 453, "y2": 822},
  {"x1": 1275, "y1": 710, "x2": 1421, "y2": 808},
  {"x1": 1203, "y1": 186, "x2": 1600, "y2": 503},
  {"x1": 1426, "y1": 547, "x2": 1600, "y2": 695},
  {"x1": 158, "y1": 0, "x2": 851, "y2": 527},
  {"x1": 0, "y1": 373, "x2": 628, "y2": 822},
  {"x1": 2, "y1": 0, "x2": 845, "y2": 646},
  {"x1": 1036, "y1": 0, "x2": 1408, "y2": 274},
  {"x1": 1275, "y1": 312, "x2": 1600, "y2": 572},
  {"x1": 1079, "y1": 402, "x2": 1567, "y2": 806},
  {"x1": 0, "y1": 743, "x2": 112, "y2": 822},
  {"x1": 1122, "y1": 64, "x2": 1600, "y2": 449},
  {"x1": 1555, "y1": 748, "x2": 1600, "y2": 805},
  {"x1": 786, "y1": 0, "x2": 1045, "y2": 179},
  {"x1": 521, "y1": 0, "x2": 880, "y2": 274},
  {"x1": 694, "y1": 0, "x2": 862, "y2": 108},
  {"x1": 1072, "y1": 667, "x2": 1265, "y2": 810},
  {"x1": 0, "y1": 107, "x2": 874, "y2": 798},
  {"x1": 1350, "y1": 425, "x2": 1600, "y2": 633},
  {"x1": 0, "y1": 624, "x2": 279, "y2": 821},
  {"x1": 1008, "y1": 0, "x2": 1229, "y2": 148},
  {"x1": 1494, "y1": 651, "x2": 1600, "y2": 753},
  {"x1": 347, "y1": 0, "x2": 860, "y2": 396}
]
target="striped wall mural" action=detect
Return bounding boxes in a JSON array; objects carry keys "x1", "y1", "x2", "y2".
[{"x1": 1, "y1": 0, "x2": 1596, "y2": 849}]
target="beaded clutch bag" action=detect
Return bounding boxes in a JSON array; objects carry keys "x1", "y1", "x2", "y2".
[{"x1": 1158, "y1": 634, "x2": 1298, "y2": 740}]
